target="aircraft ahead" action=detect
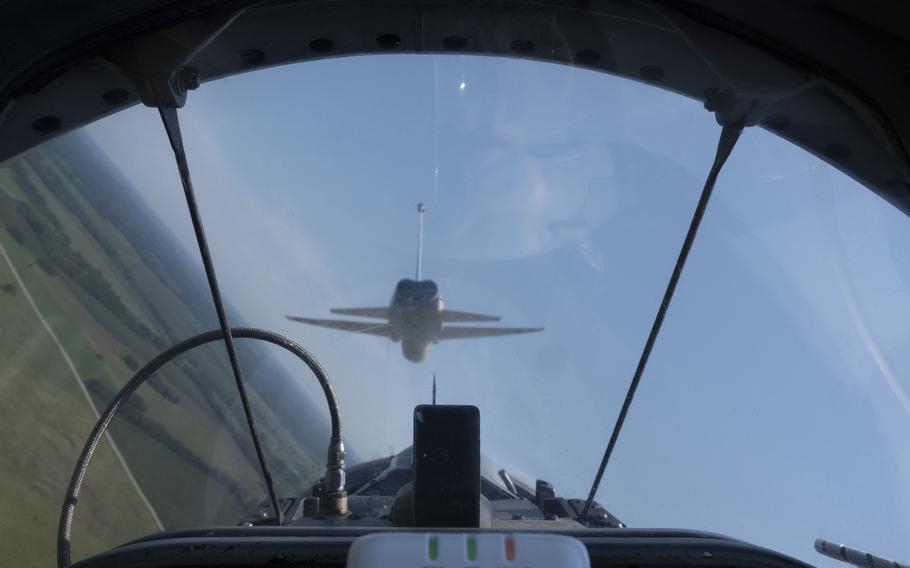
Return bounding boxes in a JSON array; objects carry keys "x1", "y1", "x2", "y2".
[{"x1": 288, "y1": 204, "x2": 543, "y2": 362}]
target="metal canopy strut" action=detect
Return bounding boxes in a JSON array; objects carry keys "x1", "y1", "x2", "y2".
[
  {"x1": 580, "y1": 123, "x2": 745, "y2": 518},
  {"x1": 156, "y1": 105, "x2": 284, "y2": 527}
]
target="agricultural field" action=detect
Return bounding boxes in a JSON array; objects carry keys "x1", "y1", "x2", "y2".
[{"x1": 0, "y1": 132, "x2": 328, "y2": 566}]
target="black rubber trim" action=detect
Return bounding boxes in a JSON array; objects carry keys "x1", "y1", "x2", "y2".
[
  {"x1": 0, "y1": 0, "x2": 254, "y2": 110},
  {"x1": 72, "y1": 527, "x2": 816, "y2": 568}
]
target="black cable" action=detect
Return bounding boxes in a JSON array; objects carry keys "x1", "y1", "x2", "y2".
[
  {"x1": 579, "y1": 124, "x2": 744, "y2": 519},
  {"x1": 57, "y1": 327, "x2": 342, "y2": 568},
  {"x1": 156, "y1": 105, "x2": 283, "y2": 528}
]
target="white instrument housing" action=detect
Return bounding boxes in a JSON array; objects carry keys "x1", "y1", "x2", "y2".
[{"x1": 346, "y1": 532, "x2": 590, "y2": 568}]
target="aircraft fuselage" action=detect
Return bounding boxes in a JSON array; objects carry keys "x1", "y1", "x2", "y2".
[{"x1": 388, "y1": 279, "x2": 444, "y2": 362}]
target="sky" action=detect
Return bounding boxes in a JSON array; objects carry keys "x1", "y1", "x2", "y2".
[{"x1": 86, "y1": 54, "x2": 910, "y2": 567}]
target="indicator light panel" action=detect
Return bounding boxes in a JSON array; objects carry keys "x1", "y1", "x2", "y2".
[{"x1": 347, "y1": 533, "x2": 589, "y2": 568}]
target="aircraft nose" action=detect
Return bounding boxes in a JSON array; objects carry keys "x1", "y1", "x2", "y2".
[{"x1": 402, "y1": 341, "x2": 428, "y2": 362}]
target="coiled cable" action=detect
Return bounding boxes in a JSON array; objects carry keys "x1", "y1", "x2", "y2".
[{"x1": 57, "y1": 327, "x2": 342, "y2": 568}]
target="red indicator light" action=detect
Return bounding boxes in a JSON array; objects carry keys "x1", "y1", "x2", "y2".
[{"x1": 505, "y1": 536, "x2": 515, "y2": 561}]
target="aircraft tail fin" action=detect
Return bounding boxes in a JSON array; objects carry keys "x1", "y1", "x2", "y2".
[
  {"x1": 416, "y1": 203, "x2": 426, "y2": 281},
  {"x1": 329, "y1": 307, "x2": 391, "y2": 319},
  {"x1": 440, "y1": 309, "x2": 501, "y2": 322}
]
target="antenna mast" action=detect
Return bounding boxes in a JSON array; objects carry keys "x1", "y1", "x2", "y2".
[{"x1": 416, "y1": 203, "x2": 426, "y2": 281}]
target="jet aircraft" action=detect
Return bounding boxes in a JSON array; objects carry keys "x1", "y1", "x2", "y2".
[{"x1": 288, "y1": 204, "x2": 543, "y2": 362}]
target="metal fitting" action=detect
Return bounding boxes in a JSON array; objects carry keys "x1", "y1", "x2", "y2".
[
  {"x1": 320, "y1": 437, "x2": 348, "y2": 516},
  {"x1": 703, "y1": 87, "x2": 761, "y2": 127},
  {"x1": 177, "y1": 66, "x2": 201, "y2": 93}
]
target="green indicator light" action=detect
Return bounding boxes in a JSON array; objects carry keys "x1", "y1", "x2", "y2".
[
  {"x1": 467, "y1": 536, "x2": 477, "y2": 561},
  {"x1": 428, "y1": 536, "x2": 439, "y2": 561}
]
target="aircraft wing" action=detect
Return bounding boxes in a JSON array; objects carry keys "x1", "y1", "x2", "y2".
[
  {"x1": 329, "y1": 307, "x2": 391, "y2": 319},
  {"x1": 440, "y1": 309, "x2": 501, "y2": 322},
  {"x1": 287, "y1": 316, "x2": 393, "y2": 337},
  {"x1": 438, "y1": 326, "x2": 544, "y2": 340}
]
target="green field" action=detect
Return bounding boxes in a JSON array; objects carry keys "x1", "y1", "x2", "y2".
[{"x1": 0, "y1": 132, "x2": 326, "y2": 565}]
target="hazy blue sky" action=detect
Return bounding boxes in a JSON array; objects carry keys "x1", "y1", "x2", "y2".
[{"x1": 87, "y1": 54, "x2": 910, "y2": 567}]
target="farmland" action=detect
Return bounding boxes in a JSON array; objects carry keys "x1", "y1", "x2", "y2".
[{"x1": 0, "y1": 131, "x2": 328, "y2": 565}]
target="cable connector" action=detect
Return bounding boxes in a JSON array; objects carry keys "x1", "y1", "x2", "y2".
[{"x1": 321, "y1": 436, "x2": 349, "y2": 516}]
